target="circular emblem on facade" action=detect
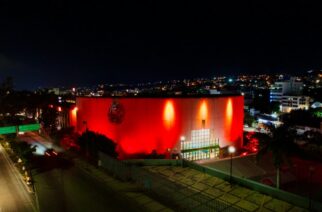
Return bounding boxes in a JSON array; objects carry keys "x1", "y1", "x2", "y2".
[{"x1": 108, "y1": 100, "x2": 125, "y2": 124}]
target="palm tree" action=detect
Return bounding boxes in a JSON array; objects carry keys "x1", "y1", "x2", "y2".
[{"x1": 253, "y1": 125, "x2": 297, "y2": 189}]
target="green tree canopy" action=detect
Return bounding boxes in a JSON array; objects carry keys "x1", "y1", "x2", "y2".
[
  {"x1": 281, "y1": 109, "x2": 321, "y2": 128},
  {"x1": 253, "y1": 125, "x2": 298, "y2": 189}
]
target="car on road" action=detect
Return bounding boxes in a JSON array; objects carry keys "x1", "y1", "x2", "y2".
[{"x1": 44, "y1": 148, "x2": 58, "y2": 157}]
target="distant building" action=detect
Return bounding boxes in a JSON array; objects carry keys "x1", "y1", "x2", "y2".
[
  {"x1": 48, "y1": 88, "x2": 60, "y2": 95},
  {"x1": 280, "y1": 95, "x2": 310, "y2": 113},
  {"x1": 48, "y1": 87, "x2": 72, "y2": 96},
  {"x1": 209, "y1": 89, "x2": 239, "y2": 95},
  {"x1": 270, "y1": 77, "x2": 303, "y2": 103}
]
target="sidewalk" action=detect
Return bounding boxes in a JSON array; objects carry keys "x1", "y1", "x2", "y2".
[{"x1": 73, "y1": 157, "x2": 173, "y2": 212}]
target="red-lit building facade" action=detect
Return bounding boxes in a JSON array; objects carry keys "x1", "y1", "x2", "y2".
[{"x1": 72, "y1": 95, "x2": 244, "y2": 160}]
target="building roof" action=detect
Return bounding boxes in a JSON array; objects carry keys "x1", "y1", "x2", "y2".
[{"x1": 76, "y1": 93, "x2": 243, "y2": 99}]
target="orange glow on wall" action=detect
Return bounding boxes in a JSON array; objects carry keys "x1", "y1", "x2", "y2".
[
  {"x1": 163, "y1": 100, "x2": 175, "y2": 128},
  {"x1": 58, "y1": 106, "x2": 62, "y2": 112},
  {"x1": 225, "y1": 98, "x2": 234, "y2": 141},
  {"x1": 226, "y1": 98, "x2": 233, "y2": 122},
  {"x1": 199, "y1": 100, "x2": 208, "y2": 127},
  {"x1": 69, "y1": 107, "x2": 78, "y2": 129},
  {"x1": 72, "y1": 107, "x2": 78, "y2": 116}
]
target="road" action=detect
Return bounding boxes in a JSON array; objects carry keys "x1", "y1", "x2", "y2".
[
  {"x1": 0, "y1": 145, "x2": 35, "y2": 212},
  {"x1": 33, "y1": 161, "x2": 134, "y2": 212},
  {"x1": 18, "y1": 132, "x2": 64, "y2": 154},
  {"x1": 21, "y1": 132, "x2": 138, "y2": 212}
]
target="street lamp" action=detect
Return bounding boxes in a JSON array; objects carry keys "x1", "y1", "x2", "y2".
[
  {"x1": 180, "y1": 136, "x2": 186, "y2": 160},
  {"x1": 228, "y1": 146, "x2": 236, "y2": 187}
]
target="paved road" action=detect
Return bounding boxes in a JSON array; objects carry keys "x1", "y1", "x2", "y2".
[
  {"x1": 22, "y1": 132, "x2": 139, "y2": 212},
  {"x1": 33, "y1": 162, "x2": 135, "y2": 212},
  {"x1": 0, "y1": 145, "x2": 35, "y2": 212},
  {"x1": 18, "y1": 132, "x2": 64, "y2": 154}
]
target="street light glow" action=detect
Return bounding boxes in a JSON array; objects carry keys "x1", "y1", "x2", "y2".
[
  {"x1": 228, "y1": 145, "x2": 236, "y2": 187},
  {"x1": 228, "y1": 146, "x2": 236, "y2": 154}
]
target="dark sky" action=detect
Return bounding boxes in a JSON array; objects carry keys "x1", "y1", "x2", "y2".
[{"x1": 1, "y1": 1, "x2": 322, "y2": 90}]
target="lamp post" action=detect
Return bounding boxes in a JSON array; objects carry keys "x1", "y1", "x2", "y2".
[
  {"x1": 228, "y1": 146, "x2": 236, "y2": 187},
  {"x1": 180, "y1": 136, "x2": 185, "y2": 160}
]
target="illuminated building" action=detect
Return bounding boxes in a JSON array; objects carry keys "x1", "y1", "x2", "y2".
[
  {"x1": 72, "y1": 95, "x2": 244, "y2": 160},
  {"x1": 280, "y1": 95, "x2": 310, "y2": 113},
  {"x1": 270, "y1": 77, "x2": 303, "y2": 103}
]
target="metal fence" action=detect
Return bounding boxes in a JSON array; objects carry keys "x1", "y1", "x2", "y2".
[
  {"x1": 182, "y1": 159, "x2": 322, "y2": 211},
  {"x1": 98, "y1": 152, "x2": 244, "y2": 211}
]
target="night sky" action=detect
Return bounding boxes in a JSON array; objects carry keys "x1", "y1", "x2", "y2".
[{"x1": 1, "y1": 1, "x2": 322, "y2": 90}]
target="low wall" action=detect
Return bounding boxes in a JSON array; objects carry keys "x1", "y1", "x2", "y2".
[{"x1": 124, "y1": 159, "x2": 182, "y2": 166}]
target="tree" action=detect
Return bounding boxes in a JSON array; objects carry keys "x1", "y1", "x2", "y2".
[
  {"x1": 304, "y1": 130, "x2": 322, "y2": 146},
  {"x1": 0, "y1": 77, "x2": 19, "y2": 116},
  {"x1": 8, "y1": 139, "x2": 36, "y2": 164},
  {"x1": 77, "y1": 131, "x2": 118, "y2": 161},
  {"x1": 253, "y1": 125, "x2": 298, "y2": 189},
  {"x1": 17, "y1": 142, "x2": 36, "y2": 163},
  {"x1": 268, "y1": 101, "x2": 280, "y2": 114},
  {"x1": 252, "y1": 89, "x2": 270, "y2": 113},
  {"x1": 281, "y1": 109, "x2": 320, "y2": 128},
  {"x1": 0, "y1": 77, "x2": 41, "y2": 119},
  {"x1": 244, "y1": 110, "x2": 256, "y2": 127},
  {"x1": 0, "y1": 76, "x2": 13, "y2": 95},
  {"x1": 40, "y1": 107, "x2": 58, "y2": 134},
  {"x1": 21, "y1": 91, "x2": 39, "y2": 119}
]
